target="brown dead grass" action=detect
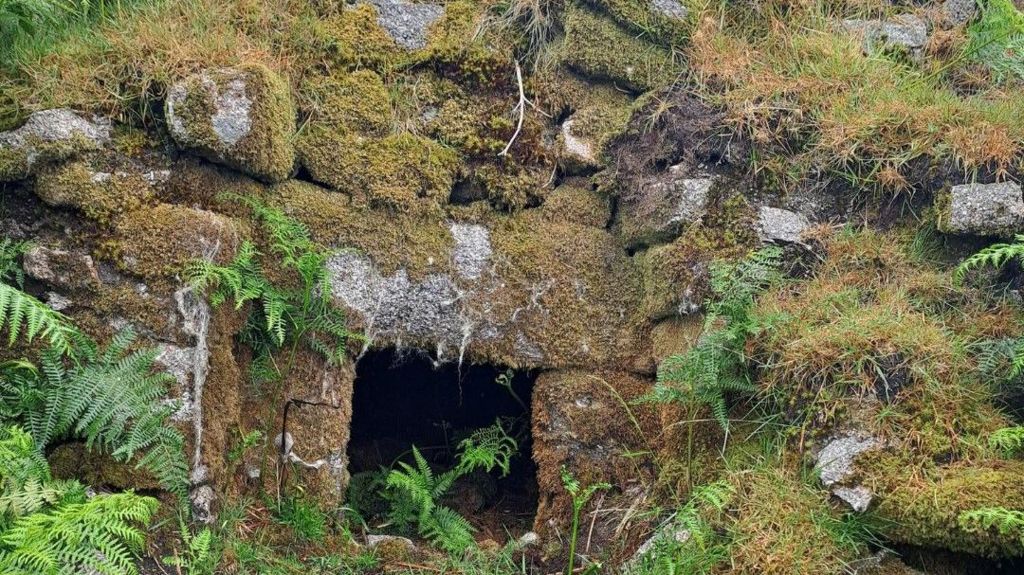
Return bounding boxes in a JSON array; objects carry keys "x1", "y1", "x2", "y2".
[{"x1": 686, "y1": 1, "x2": 1024, "y2": 192}]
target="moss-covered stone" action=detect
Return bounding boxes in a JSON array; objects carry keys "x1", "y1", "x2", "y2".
[
  {"x1": 0, "y1": 109, "x2": 110, "y2": 182},
  {"x1": 419, "y1": 0, "x2": 515, "y2": 88},
  {"x1": 532, "y1": 369, "x2": 660, "y2": 542},
  {"x1": 299, "y1": 69, "x2": 392, "y2": 135},
  {"x1": 273, "y1": 179, "x2": 454, "y2": 278},
  {"x1": 113, "y1": 203, "x2": 239, "y2": 281},
  {"x1": 34, "y1": 161, "x2": 155, "y2": 226},
  {"x1": 585, "y1": 0, "x2": 693, "y2": 45},
  {"x1": 166, "y1": 64, "x2": 296, "y2": 183},
  {"x1": 558, "y1": 4, "x2": 682, "y2": 93},
  {"x1": 862, "y1": 454, "x2": 1024, "y2": 557},
  {"x1": 539, "y1": 181, "x2": 610, "y2": 228},
  {"x1": 298, "y1": 130, "x2": 461, "y2": 209},
  {"x1": 319, "y1": 3, "x2": 404, "y2": 72}
]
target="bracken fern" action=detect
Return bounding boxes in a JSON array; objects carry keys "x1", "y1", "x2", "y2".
[
  {"x1": 0, "y1": 329, "x2": 188, "y2": 500},
  {"x1": 648, "y1": 247, "x2": 783, "y2": 431}
]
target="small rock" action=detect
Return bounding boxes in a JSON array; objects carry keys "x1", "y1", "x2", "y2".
[
  {"x1": 165, "y1": 65, "x2": 295, "y2": 182},
  {"x1": 517, "y1": 531, "x2": 539, "y2": 547},
  {"x1": 0, "y1": 109, "x2": 110, "y2": 182},
  {"x1": 560, "y1": 118, "x2": 599, "y2": 171},
  {"x1": 650, "y1": 0, "x2": 688, "y2": 20},
  {"x1": 844, "y1": 15, "x2": 928, "y2": 56},
  {"x1": 450, "y1": 223, "x2": 491, "y2": 280},
  {"x1": 23, "y1": 246, "x2": 100, "y2": 291},
  {"x1": 815, "y1": 433, "x2": 880, "y2": 512},
  {"x1": 833, "y1": 485, "x2": 874, "y2": 513},
  {"x1": 816, "y1": 433, "x2": 879, "y2": 486},
  {"x1": 45, "y1": 292, "x2": 72, "y2": 311},
  {"x1": 943, "y1": 0, "x2": 977, "y2": 26},
  {"x1": 938, "y1": 181, "x2": 1024, "y2": 236},
  {"x1": 625, "y1": 525, "x2": 691, "y2": 571},
  {"x1": 367, "y1": 0, "x2": 445, "y2": 50},
  {"x1": 366, "y1": 534, "x2": 416, "y2": 561},
  {"x1": 758, "y1": 206, "x2": 811, "y2": 244},
  {"x1": 619, "y1": 164, "x2": 716, "y2": 248},
  {"x1": 190, "y1": 485, "x2": 216, "y2": 524}
]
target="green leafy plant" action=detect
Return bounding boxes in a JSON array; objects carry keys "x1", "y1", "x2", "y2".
[
  {"x1": 956, "y1": 236, "x2": 1024, "y2": 379},
  {"x1": 631, "y1": 481, "x2": 734, "y2": 575},
  {"x1": 560, "y1": 467, "x2": 611, "y2": 575},
  {"x1": 228, "y1": 428, "x2": 266, "y2": 463},
  {"x1": 959, "y1": 507, "x2": 1024, "y2": 547},
  {"x1": 275, "y1": 495, "x2": 328, "y2": 542},
  {"x1": 968, "y1": 0, "x2": 1024, "y2": 83},
  {"x1": 955, "y1": 234, "x2": 1024, "y2": 284},
  {"x1": 0, "y1": 490, "x2": 158, "y2": 575},
  {"x1": 647, "y1": 247, "x2": 783, "y2": 431},
  {"x1": 0, "y1": 425, "x2": 158, "y2": 575},
  {"x1": 988, "y1": 426, "x2": 1024, "y2": 457},
  {"x1": 384, "y1": 420, "x2": 518, "y2": 554},
  {"x1": 0, "y1": 329, "x2": 188, "y2": 499},
  {"x1": 164, "y1": 519, "x2": 218, "y2": 575},
  {"x1": 0, "y1": 426, "x2": 82, "y2": 528},
  {"x1": 187, "y1": 194, "x2": 354, "y2": 369}
]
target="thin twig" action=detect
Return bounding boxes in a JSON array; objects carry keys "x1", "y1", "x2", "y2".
[{"x1": 499, "y1": 61, "x2": 526, "y2": 157}]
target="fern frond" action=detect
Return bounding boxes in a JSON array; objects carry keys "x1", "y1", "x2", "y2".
[
  {"x1": 422, "y1": 505, "x2": 476, "y2": 554},
  {"x1": 0, "y1": 282, "x2": 79, "y2": 356},
  {"x1": 955, "y1": 235, "x2": 1024, "y2": 283},
  {"x1": 989, "y1": 426, "x2": 1024, "y2": 457},
  {"x1": 0, "y1": 491, "x2": 157, "y2": 575},
  {"x1": 959, "y1": 506, "x2": 1024, "y2": 546}
]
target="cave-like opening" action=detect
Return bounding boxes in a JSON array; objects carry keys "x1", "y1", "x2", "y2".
[{"x1": 347, "y1": 348, "x2": 538, "y2": 541}]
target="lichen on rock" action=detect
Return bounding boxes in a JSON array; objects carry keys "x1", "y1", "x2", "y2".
[
  {"x1": 0, "y1": 109, "x2": 110, "y2": 182},
  {"x1": 559, "y1": 4, "x2": 682, "y2": 93},
  {"x1": 166, "y1": 65, "x2": 296, "y2": 183}
]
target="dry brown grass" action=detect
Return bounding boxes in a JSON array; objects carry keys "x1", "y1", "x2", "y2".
[
  {"x1": 0, "y1": 0, "x2": 342, "y2": 126},
  {"x1": 750, "y1": 229, "x2": 1015, "y2": 459},
  {"x1": 686, "y1": 1, "x2": 1024, "y2": 192}
]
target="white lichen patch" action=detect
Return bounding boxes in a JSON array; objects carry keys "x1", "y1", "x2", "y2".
[{"x1": 449, "y1": 223, "x2": 491, "y2": 280}]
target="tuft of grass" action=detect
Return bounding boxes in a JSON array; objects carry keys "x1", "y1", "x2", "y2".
[{"x1": 687, "y1": 0, "x2": 1024, "y2": 193}]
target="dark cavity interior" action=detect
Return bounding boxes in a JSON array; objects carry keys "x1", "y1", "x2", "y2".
[{"x1": 348, "y1": 348, "x2": 538, "y2": 540}]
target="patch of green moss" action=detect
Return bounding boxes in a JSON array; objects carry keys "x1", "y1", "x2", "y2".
[
  {"x1": 464, "y1": 163, "x2": 550, "y2": 211},
  {"x1": 299, "y1": 69, "x2": 392, "y2": 135},
  {"x1": 862, "y1": 454, "x2": 1024, "y2": 557},
  {"x1": 539, "y1": 181, "x2": 610, "y2": 227},
  {"x1": 0, "y1": 132, "x2": 100, "y2": 182},
  {"x1": 420, "y1": 0, "x2": 515, "y2": 88},
  {"x1": 585, "y1": 0, "x2": 692, "y2": 45},
  {"x1": 728, "y1": 466, "x2": 864, "y2": 574},
  {"x1": 470, "y1": 208, "x2": 649, "y2": 369},
  {"x1": 318, "y1": 3, "x2": 403, "y2": 72},
  {"x1": 432, "y1": 97, "x2": 515, "y2": 157},
  {"x1": 49, "y1": 443, "x2": 159, "y2": 490},
  {"x1": 272, "y1": 180, "x2": 454, "y2": 278},
  {"x1": 298, "y1": 130, "x2": 461, "y2": 209},
  {"x1": 113, "y1": 203, "x2": 239, "y2": 281},
  {"x1": 34, "y1": 161, "x2": 155, "y2": 227},
  {"x1": 558, "y1": 4, "x2": 682, "y2": 93},
  {"x1": 168, "y1": 63, "x2": 296, "y2": 183}
]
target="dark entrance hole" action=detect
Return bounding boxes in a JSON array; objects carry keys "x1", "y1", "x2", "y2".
[{"x1": 347, "y1": 348, "x2": 538, "y2": 541}]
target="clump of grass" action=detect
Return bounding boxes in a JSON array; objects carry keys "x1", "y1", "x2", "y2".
[
  {"x1": 751, "y1": 229, "x2": 1015, "y2": 458},
  {"x1": 687, "y1": 0, "x2": 1024, "y2": 193},
  {"x1": 727, "y1": 466, "x2": 875, "y2": 575},
  {"x1": 0, "y1": 0, "x2": 331, "y2": 126}
]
